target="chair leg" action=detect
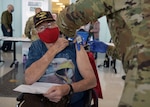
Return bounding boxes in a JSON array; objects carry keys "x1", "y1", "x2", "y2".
[
  {"x1": 91, "y1": 89, "x2": 98, "y2": 107},
  {"x1": 111, "y1": 59, "x2": 117, "y2": 74}
]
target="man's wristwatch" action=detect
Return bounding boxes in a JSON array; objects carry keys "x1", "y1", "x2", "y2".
[{"x1": 68, "y1": 84, "x2": 74, "y2": 96}]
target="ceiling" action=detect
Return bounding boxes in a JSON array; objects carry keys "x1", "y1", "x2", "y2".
[{"x1": 52, "y1": 0, "x2": 70, "y2": 14}]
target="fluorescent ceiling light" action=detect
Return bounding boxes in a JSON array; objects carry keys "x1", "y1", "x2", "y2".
[
  {"x1": 60, "y1": 5, "x2": 65, "y2": 8},
  {"x1": 52, "y1": 0, "x2": 59, "y2": 2},
  {"x1": 56, "y1": 2, "x2": 63, "y2": 5}
]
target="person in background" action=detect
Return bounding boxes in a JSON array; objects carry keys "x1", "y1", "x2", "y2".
[
  {"x1": 90, "y1": 20, "x2": 100, "y2": 41},
  {"x1": 90, "y1": 20, "x2": 100, "y2": 59},
  {"x1": 56, "y1": 0, "x2": 150, "y2": 107},
  {"x1": 1, "y1": 4, "x2": 14, "y2": 52},
  {"x1": 83, "y1": 22, "x2": 91, "y2": 32},
  {"x1": 24, "y1": 7, "x2": 42, "y2": 41},
  {"x1": 22, "y1": 11, "x2": 96, "y2": 107}
]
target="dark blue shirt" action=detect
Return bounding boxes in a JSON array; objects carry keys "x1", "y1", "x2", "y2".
[{"x1": 25, "y1": 39, "x2": 84, "y2": 104}]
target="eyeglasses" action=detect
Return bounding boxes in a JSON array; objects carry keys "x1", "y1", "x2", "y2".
[{"x1": 36, "y1": 22, "x2": 57, "y2": 32}]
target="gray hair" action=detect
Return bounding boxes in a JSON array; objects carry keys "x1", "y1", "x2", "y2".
[{"x1": 7, "y1": 4, "x2": 14, "y2": 9}]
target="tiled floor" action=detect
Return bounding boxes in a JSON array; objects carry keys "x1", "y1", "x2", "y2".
[{"x1": 0, "y1": 43, "x2": 125, "y2": 107}]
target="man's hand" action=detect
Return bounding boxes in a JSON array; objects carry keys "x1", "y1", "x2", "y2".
[
  {"x1": 43, "y1": 84, "x2": 70, "y2": 103},
  {"x1": 47, "y1": 38, "x2": 69, "y2": 54},
  {"x1": 7, "y1": 29, "x2": 11, "y2": 32},
  {"x1": 54, "y1": 38, "x2": 69, "y2": 53}
]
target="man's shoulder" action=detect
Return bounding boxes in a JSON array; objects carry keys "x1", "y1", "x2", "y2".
[
  {"x1": 26, "y1": 16, "x2": 34, "y2": 26},
  {"x1": 66, "y1": 42, "x2": 76, "y2": 51},
  {"x1": 31, "y1": 39, "x2": 45, "y2": 48},
  {"x1": 32, "y1": 39, "x2": 41, "y2": 44},
  {"x1": 29, "y1": 16, "x2": 34, "y2": 19},
  {"x1": 30, "y1": 40, "x2": 47, "y2": 53},
  {"x1": 28, "y1": 16, "x2": 34, "y2": 21},
  {"x1": 2, "y1": 10, "x2": 8, "y2": 15}
]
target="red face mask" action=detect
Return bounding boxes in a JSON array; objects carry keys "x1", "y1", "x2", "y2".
[{"x1": 38, "y1": 27, "x2": 59, "y2": 43}]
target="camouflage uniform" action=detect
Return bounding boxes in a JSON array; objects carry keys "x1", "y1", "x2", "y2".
[
  {"x1": 24, "y1": 16, "x2": 39, "y2": 41},
  {"x1": 56, "y1": 0, "x2": 150, "y2": 107}
]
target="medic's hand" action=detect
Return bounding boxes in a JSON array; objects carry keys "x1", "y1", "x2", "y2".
[{"x1": 75, "y1": 36, "x2": 84, "y2": 51}]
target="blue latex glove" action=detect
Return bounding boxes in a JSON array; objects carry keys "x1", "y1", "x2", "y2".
[
  {"x1": 77, "y1": 31, "x2": 89, "y2": 44},
  {"x1": 88, "y1": 40, "x2": 108, "y2": 53},
  {"x1": 76, "y1": 31, "x2": 89, "y2": 50},
  {"x1": 76, "y1": 36, "x2": 83, "y2": 51}
]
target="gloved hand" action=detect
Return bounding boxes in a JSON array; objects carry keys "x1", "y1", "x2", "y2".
[
  {"x1": 76, "y1": 36, "x2": 84, "y2": 51},
  {"x1": 88, "y1": 40, "x2": 108, "y2": 53},
  {"x1": 77, "y1": 31, "x2": 89, "y2": 44}
]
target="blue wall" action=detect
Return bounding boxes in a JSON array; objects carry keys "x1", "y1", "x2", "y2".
[{"x1": 0, "y1": 0, "x2": 22, "y2": 37}]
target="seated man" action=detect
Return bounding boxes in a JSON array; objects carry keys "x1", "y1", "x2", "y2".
[{"x1": 22, "y1": 11, "x2": 97, "y2": 107}]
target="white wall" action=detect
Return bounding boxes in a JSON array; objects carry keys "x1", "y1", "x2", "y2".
[
  {"x1": 98, "y1": 16, "x2": 111, "y2": 43},
  {"x1": 22, "y1": 0, "x2": 51, "y2": 35},
  {"x1": 70, "y1": 0, "x2": 76, "y2": 3}
]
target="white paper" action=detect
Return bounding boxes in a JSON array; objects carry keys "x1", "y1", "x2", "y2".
[{"x1": 13, "y1": 82, "x2": 60, "y2": 94}]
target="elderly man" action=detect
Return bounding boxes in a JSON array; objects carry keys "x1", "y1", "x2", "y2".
[
  {"x1": 1, "y1": 4, "x2": 14, "y2": 52},
  {"x1": 56, "y1": 0, "x2": 150, "y2": 107},
  {"x1": 21, "y1": 11, "x2": 96, "y2": 107}
]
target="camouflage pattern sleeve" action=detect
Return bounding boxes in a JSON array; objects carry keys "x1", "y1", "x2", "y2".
[
  {"x1": 24, "y1": 16, "x2": 33, "y2": 39},
  {"x1": 56, "y1": 0, "x2": 116, "y2": 37},
  {"x1": 57, "y1": 0, "x2": 150, "y2": 107},
  {"x1": 115, "y1": 1, "x2": 150, "y2": 107}
]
